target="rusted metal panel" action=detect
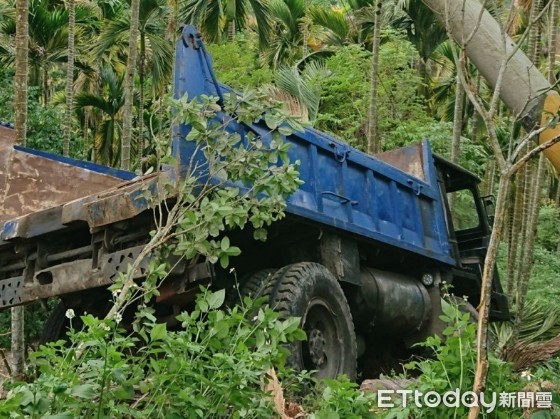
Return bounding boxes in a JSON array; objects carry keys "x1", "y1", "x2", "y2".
[
  {"x1": 0, "y1": 125, "x2": 129, "y2": 225},
  {"x1": 375, "y1": 143, "x2": 426, "y2": 181}
]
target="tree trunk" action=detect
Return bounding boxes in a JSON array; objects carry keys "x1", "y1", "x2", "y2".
[
  {"x1": 548, "y1": 0, "x2": 559, "y2": 85},
  {"x1": 227, "y1": 20, "x2": 235, "y2": 43},
  {"x1": 528, "y1": 0, "x2": 543, "y2": 64},
  {"x1": 506, "y1": 173, "x2": 524, "y2": 301},
  {"x1": 449, "y1": 60, "x2": 466, "y2": 213},
  {"x1": 511, "y1": 154, "x2": 546, "y2": 345},
  {"x1": 63, "y1": 0, "x2": 75, "y2": 157},
  {"x1": 138, "y1": 32, "x2": 145, "y2": 162},
  {"x1": 121, "y1": 0, "x2": 140, "y2": 170},
  {"x1": 366, "y1": 0, "x2": 382, "y2": 155},
  {"x1": 422, "y1": 0, "x2": 560, "y2": 171},
  {"x1": 15, "y1": 0, "x2": 28, "y2": 147},
  {"x1": 470, "y1": 171, "x2": 510, "y2": 419},
  {"x1": 12, "y1": 0, "x2": 28, "y2": 381}
]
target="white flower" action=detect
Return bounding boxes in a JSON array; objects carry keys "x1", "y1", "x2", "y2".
[
  {"x1": 462, "y1": 295, "x2": 469, "y2": 301},
  {"x1": 521, "y1": 370, "x2": 533, "y2": 381},
  {"x1": 100, "y1": 323, "x2": 111, "y2": 331},
  {"x1": 65, "y1": 309, "x2": 75, "y2": 319},
  {"x1": 114, "y1": 313, "x2": 123, "y2": 324}
]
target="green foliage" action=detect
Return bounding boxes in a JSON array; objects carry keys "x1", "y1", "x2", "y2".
[
  {"x1": 380, "y1": 301, "x2": 524, "y2": 418},
  {"x1": 0, "y1": 302, "x2": 51, "y2": 350},
  {"x1": 0, "y1": 289, "x2": 305, "y2": 417},
  {"x1": 536, "y1": 201, "x2": 560, "y2": 252},
  {"x1": 314, "y1": 44, "x2": 370, "y2": 147},
  {"x1": 306, "y1": 377, "x2": 375, "y2": 418},
  {"x1": 148, "y1": 90, "x2": 304, "y2": 272},
  {"x1": 207, "y1": 37, "x2": 274, "y2": 90},
  {"x1": 315, "y1": 30, "x2": 449, "y2": 151},
  {"x1": 0, "y1": 69, "x2": 85, "y2": 157}
]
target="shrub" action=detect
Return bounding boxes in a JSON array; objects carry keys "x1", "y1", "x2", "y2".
[{"x1": 0, "y1": 289, "x2": 305, "y2": 418}]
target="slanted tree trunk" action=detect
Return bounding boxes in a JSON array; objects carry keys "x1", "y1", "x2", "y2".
[
  {"x1": 367, "y1": 0, "x2": 382, "y2": 155},
  {"x1": 63, "y1": 0, "x2": 75, "y2": 157},
  {"x1": 12, "y1": 0, "x2": 28, "y2": 380},
  {"x1": 121, "y1": 0, "x2": 140, "y2": 170}
]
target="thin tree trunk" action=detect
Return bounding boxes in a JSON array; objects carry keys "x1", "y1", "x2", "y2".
[
  {"x1": 449, "y1": 64, "x2": 466, "y2": 213},
  {"x1": 227, "y1": 20, "x2": 235, "y2": 43},
  {"x1": 63, "y1": 0, "x2": 75, "y2": 157},
  {"x1": 138, "y1": 33, "x2": 145, "y2": 162},
  {"x1": 121, "y1": 0, "x2": 140, "y2": 170},
  {"x1": 506, "y1": 173, "x2": 523, "y2": 301},
  {"x1": 15, "y1": 0, "x2": 28, "y2": 147},
  {"x1": 511, "y1": 154, "x2": 546, "y2": 344},
  {"x1": 548, "y1": 0, "x2": 559, "y2": 85},
  {"x1": 367, "y1": 0, "x2": 382, "y2": 155},
  {"x1": 528, "y1": 0, "x2": 544, "y2": 64},
  {"x1": 12, "y1": 0, "x2": 28, "y2": 379},
  {"x1": 470, "y1": 172, "x2": 510, "y2": 417}
]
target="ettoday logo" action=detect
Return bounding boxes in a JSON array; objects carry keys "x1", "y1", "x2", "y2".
[{"x1": 377, "y1": 389, "x2": 553, "y2": 413}]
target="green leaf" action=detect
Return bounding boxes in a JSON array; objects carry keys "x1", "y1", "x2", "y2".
[
  {"x1": 219, "y1": 254, "x2": 229, "y2": 269},
  {"x1": 207, "y1": 289, "x2": 225, "y2": 309},
  {"x1": 150, "y1": 323, "x2": 167, "y2": 341},
  {"x1": 221, "y1": 236, "x2": 230, "y2": 251},
  {"x1": 265, "y1": 113, "x2": 280, "y2": 130},
  {"x1": 70, "y1": 384, "x2": 96, "y2": 399}
]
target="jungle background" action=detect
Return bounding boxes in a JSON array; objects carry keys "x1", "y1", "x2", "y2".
[{"x1": 0, "y1": 0, "x2": 560, "y2": 417}]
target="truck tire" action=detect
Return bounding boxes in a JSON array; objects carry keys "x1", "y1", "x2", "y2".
[
  {"x1": 39, "y1": 301, "x2": 68, "y2": 345},
  {"x1": 264, "y1": 262, "x2": 357, "y2": 380},
  {"x1": 226, "y1": 269, "x2": 276, "y2": 307}
]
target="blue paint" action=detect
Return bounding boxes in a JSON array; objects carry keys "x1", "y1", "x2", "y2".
[{"x1": 13, "y1": 145, "x2": 136, "y2": 180}]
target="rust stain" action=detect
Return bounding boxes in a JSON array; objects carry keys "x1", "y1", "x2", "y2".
[
  {"x1": 0, "y1": 126, "x2": 126, "y2": 224},
  {"x1": 376, "y1": 143, "x2": 426, "y2": 181}
]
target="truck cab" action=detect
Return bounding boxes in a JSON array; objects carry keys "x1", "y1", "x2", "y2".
[{"x1": 435, "y1": 156, "x2": 509, "y2": 320}]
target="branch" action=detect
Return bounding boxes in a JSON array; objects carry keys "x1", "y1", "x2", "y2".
[{"x1": 510, "y1": 133, "x2": 560, "y2": 174}]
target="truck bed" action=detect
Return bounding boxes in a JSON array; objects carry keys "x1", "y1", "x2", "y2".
[{"x1": 0, "y1": 26, "x2": 457, "y2": 309}]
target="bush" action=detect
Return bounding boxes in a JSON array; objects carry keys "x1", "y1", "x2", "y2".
[
  {"x1": 0, "y1": 289, "x2": 305, "y2": 418},
  {"x1": 379, "y1": 301, "x2": 527, "y2": 418}
]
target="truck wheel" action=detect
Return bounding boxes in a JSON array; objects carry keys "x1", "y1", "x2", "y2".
[
  {"x1": 39, "y1": 301, "x2": 70, "y2": 345},
  {"x1": 226, "y1": 269, "x2": 276, "y2": 306},
  {"x1": 265, "y1": 262, "x2": 357, "y2": 380}
]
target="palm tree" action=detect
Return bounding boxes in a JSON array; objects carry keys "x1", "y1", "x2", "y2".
[
  {"x1": 121, "y1": 0, "x2": 140, "y2": 171},
  {"x1": 95, "y1": 0, "x2": 172, "y2": 160},
  {"x1": 392, "y1": 0, "x2": 446, "y2": 101},
  {"x1": 74, "y1": 66, "x2": 125, "y2": 166},
  {"x1": 367, "y1": 0, "x2": 382, "y2": 154},
  {"x1": 12, "y1": 0, "x2": 28, "y2": 380},
  {"x1": 181, "y1": 0, "x2": 271, "y2": 49},
  {"x1": 264, "y1": 0, "x2": 306, "y2": 68},
  {"x1": 0, "y1": 0, "x2": 72, "y2": 104},
  {"x1": 273, "y1": 61, "x2": 330, "y2": 121},
  {"x1": 63, "y1": 0, "x2": 75, "y2": 157},
  {"x1": 308, "y1": 0, "x2": 375, "y2": 48}
]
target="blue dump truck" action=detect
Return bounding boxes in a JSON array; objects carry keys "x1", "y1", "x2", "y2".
[{"x1": 0, "y1": 26, "x2": 508, "y2": 380}]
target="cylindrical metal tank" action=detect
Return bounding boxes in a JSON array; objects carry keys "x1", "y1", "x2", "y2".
[{"x1": 358, "y1": 268, "x2": 432, "y2": 336}]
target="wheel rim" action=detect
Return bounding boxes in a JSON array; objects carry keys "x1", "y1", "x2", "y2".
[{"x1": 301, "y1": 298, "x2": 341, "y2": 379}]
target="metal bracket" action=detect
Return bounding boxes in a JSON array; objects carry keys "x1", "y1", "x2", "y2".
[{"x1": 329, "y1": 142, "x2": 351, "y2": 163}]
